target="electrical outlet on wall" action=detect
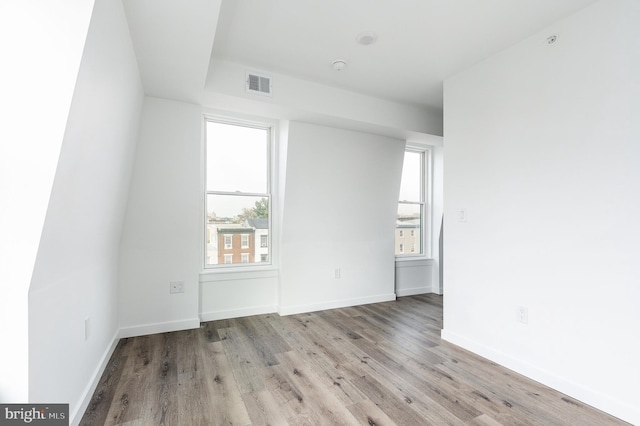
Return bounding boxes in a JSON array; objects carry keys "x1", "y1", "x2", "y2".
[
  {"x1": 170, "y1": 281, "x2": 185, "y2": 294},
  {"x1": 516, "y1": 306, "x2": 529, "y2": 324}
]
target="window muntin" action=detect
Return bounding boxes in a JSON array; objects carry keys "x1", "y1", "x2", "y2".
[
  {"x1": 205, "y1": 119, "x2": 271, "y2": 268},
  {"x1": 396, "y1": 149, "x2": 425, "y2": 257}
]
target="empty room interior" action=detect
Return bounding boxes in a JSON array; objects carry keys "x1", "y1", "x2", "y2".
[{"x1": 1, "y1": 0, "x2": 639, "y2": 424}]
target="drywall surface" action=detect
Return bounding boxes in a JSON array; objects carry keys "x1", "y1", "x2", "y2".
[
  {"x1": 119, "y1": 97, "x2": 201, "y2": 335},
  {"x1": 204, "y1": 59, "x2": 443, "y2": 137},
  {"x1": 28, "y1": 0, "x2": 143, "y2": 420},
  {"x1": 0, "y1": 0, "x2": 94, "y2": 402},
  {"x1": 279, "y1": 121, "x2": 404, "y2": 314},
  {"x1": 431, "y1": 144, "x2": 444, "y2": 294},
  {"x1": 200, "y1": 270, "x2": 279, "y2": 321},
  {"x1": 443, "y1": 0, "x2": 640, "y2": 423}
]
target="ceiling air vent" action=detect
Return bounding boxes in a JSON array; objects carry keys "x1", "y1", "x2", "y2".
[{"x1": 246, "y1": 72, "x2": 272, "y2": 96}]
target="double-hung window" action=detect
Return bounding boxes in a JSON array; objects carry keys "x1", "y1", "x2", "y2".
[
  {"x1": 396, "y1": 149, "x2": 426, "y2": 257},
  {"x1": 205, "y1": 119, "x2": 271, "y2": 268}
]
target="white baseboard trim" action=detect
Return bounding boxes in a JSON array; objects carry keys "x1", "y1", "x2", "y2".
[
  {"x1": 396, "y1": 286, "x2": 430, "y2": 297},
  {"x1": 119, "y1": 317, "x2": 200, "y2": 339},
  {"x1": 441, "y1": 329, "x2": 639, "y2": 425},
  {"x1": 200, "y1": 305, "x2": 277, "y2": 322},
  {"x1": 279, "y1": 293, "x2": 396, "y2": 316},
  {"x1": 70, "y1": 330, "x2": 119, "y2": 426}
]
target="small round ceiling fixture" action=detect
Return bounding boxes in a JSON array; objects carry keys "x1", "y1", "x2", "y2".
[
  {"x1": 356, "y1": 32, "x2": 377, "y2": 46},
  {"x1": 547, "y1": 34, "x2": 558, "y2": 45},
  {"x1": 332, "y1": 59, "x2": 347, "y2": 71}
]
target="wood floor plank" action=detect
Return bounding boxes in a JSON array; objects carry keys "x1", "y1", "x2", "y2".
[
  {"x1": 275, "y1": 350, "x2": 361, "y2": 425},
  {"x1": 79, "y1": 340, "x2": 129, "y2": 426},
  {"x1": 349, "y1": 370, "x2": 433, "y2": 425},
  {"x1": 340, "y1": 348, "x2": 470, "y2": 425},
  {"x1": 80, "y1": 295, "x2": 630, "y2": 426},
  {"x1": 259, "y1": 362, "x2": 317, "y2": 421},
  {"x1": 200, "y1": 341, "x2": 253, "y2": 425},
  {"x1": 346, "y1": 399, "x2": 399, "y2": 426},
  {"x1": 267, "y1": 316, "x2": 367, "y2": 407},
  {"x1": 217, "y1": 326, "x2": 267, "y2": 393},
  {"x1": 242, "y1": 389, "x2": 290, "y2": 426},
  {"x1": 229, "y1": 316, "x2": 283, "y2": 367}
]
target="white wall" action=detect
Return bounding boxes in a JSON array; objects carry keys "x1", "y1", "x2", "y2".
[
  {"x1": 279, "y1": 121, "x2": 404, "y2": 314},
  {"x1": 432, "y1": 144, "x2": 444, "y2": 294},
  {"x1": 28, "y1": 0, "x2": 143, "y2": 421},
  {"x1": 200, "y1": 270, "x2": 279, "y2": 321},
  {"x1": 0, "y1": 0, "x2": 94, "y2": 402},
  {"x1": 443, "y1": 0, "x2": 640, "y2": 423},
  {"x1": 395, "y1": 259, "x2": 436, "y2": 296},
  {"x1": 204, "y1": 59, "x2": 443, "y2": 139},
  {"x1": 119, "y1": 97, "x2": 201, "y2": 337}
]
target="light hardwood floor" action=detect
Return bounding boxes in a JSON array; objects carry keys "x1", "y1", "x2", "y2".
[{"x1": 80, "y1": 294, "x2": 628, "y2": 425}]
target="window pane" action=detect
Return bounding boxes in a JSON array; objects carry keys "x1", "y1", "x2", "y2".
[
  {"x1": 399, "y1": 151, "x2": 422, "y2": 202},
  {"x1": 206, "y1": 194, "x2": 269, "y2": 266},
  {"x1": 206, "y1": 121, "x2": 268, "y2": 193},
  {"x1": 396, "y1": 202, "x2": 422, "y2": 256}
]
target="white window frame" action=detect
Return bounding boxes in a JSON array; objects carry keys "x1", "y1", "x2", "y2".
[
  {"x1": 224, "y1": 234, "x2": 232, "y2": 250},
  {"x1": 241, "y1": 234, "x2": 249, "y2": 249},
  {"x1": 203, "y1": 115, "x2": 275, "y2": 271},
  {"x1": 224, "y1": 254, "x2": 233, "y2": 264},
  {"x1": 241, "y1": 253, "x2": 250, "y2": 263},
  {"x1": 396, "y1": 145, "x2": 432, "y2": 259}
]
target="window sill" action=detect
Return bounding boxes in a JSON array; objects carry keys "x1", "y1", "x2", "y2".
[
  {"x1": 199, "y1": 266, "x2": 279, "y2": 283},
  {"x1": 395, "y1": 256, "x2": 434, "y2": 266},
  {"x1": 396, "y1": 254, "x2": 435, "y2": 263}
]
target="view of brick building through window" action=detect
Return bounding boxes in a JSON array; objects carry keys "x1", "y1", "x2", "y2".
[
  {"x1": 206, "y1": 199, "x2": 269, "y2": 266},
  {"x1": 395, "y1": 216, "x2": 420, "y2": 255},
  {"x1": 205, "y1": 120, "x2": 271, "y2": 267},
  {"x1": 396, "y1": 149, "x2": 425, "y2": 256}
]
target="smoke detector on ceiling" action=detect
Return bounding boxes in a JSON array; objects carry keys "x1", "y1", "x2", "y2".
[
  {"x1": 332, "y1": 59, "x2": 347, "y2": 71},
  {"x1": 356, "y1": 32, "x2": 377, "y2": 46}
]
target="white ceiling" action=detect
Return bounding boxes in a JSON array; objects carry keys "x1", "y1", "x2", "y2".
[
  {"x1": 124, "y1": 0, "x2": 599, "y2": 112},
  {"x1": 211, "y1": 0, "x2": 598, "y2": 110}
]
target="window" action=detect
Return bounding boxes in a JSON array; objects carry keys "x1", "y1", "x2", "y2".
[
  {"x1": 260, "y1": 235, "x2": 268, "y2": 248},
  {"x1": 205, "y1": 119, "x2": 271, "y2": 268},
  {"x1": 241, "y1": 253, "x2": 250, "y2": 263},
  {"x1": 224, "y1": 254, "x2": 233, "y2": 264},
  {"x1": 260, "y1": 254, "x2": 268, "y2": 262},
  {"x1": 396, "y1": 149, "x2": 426, "y2": 257}
]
